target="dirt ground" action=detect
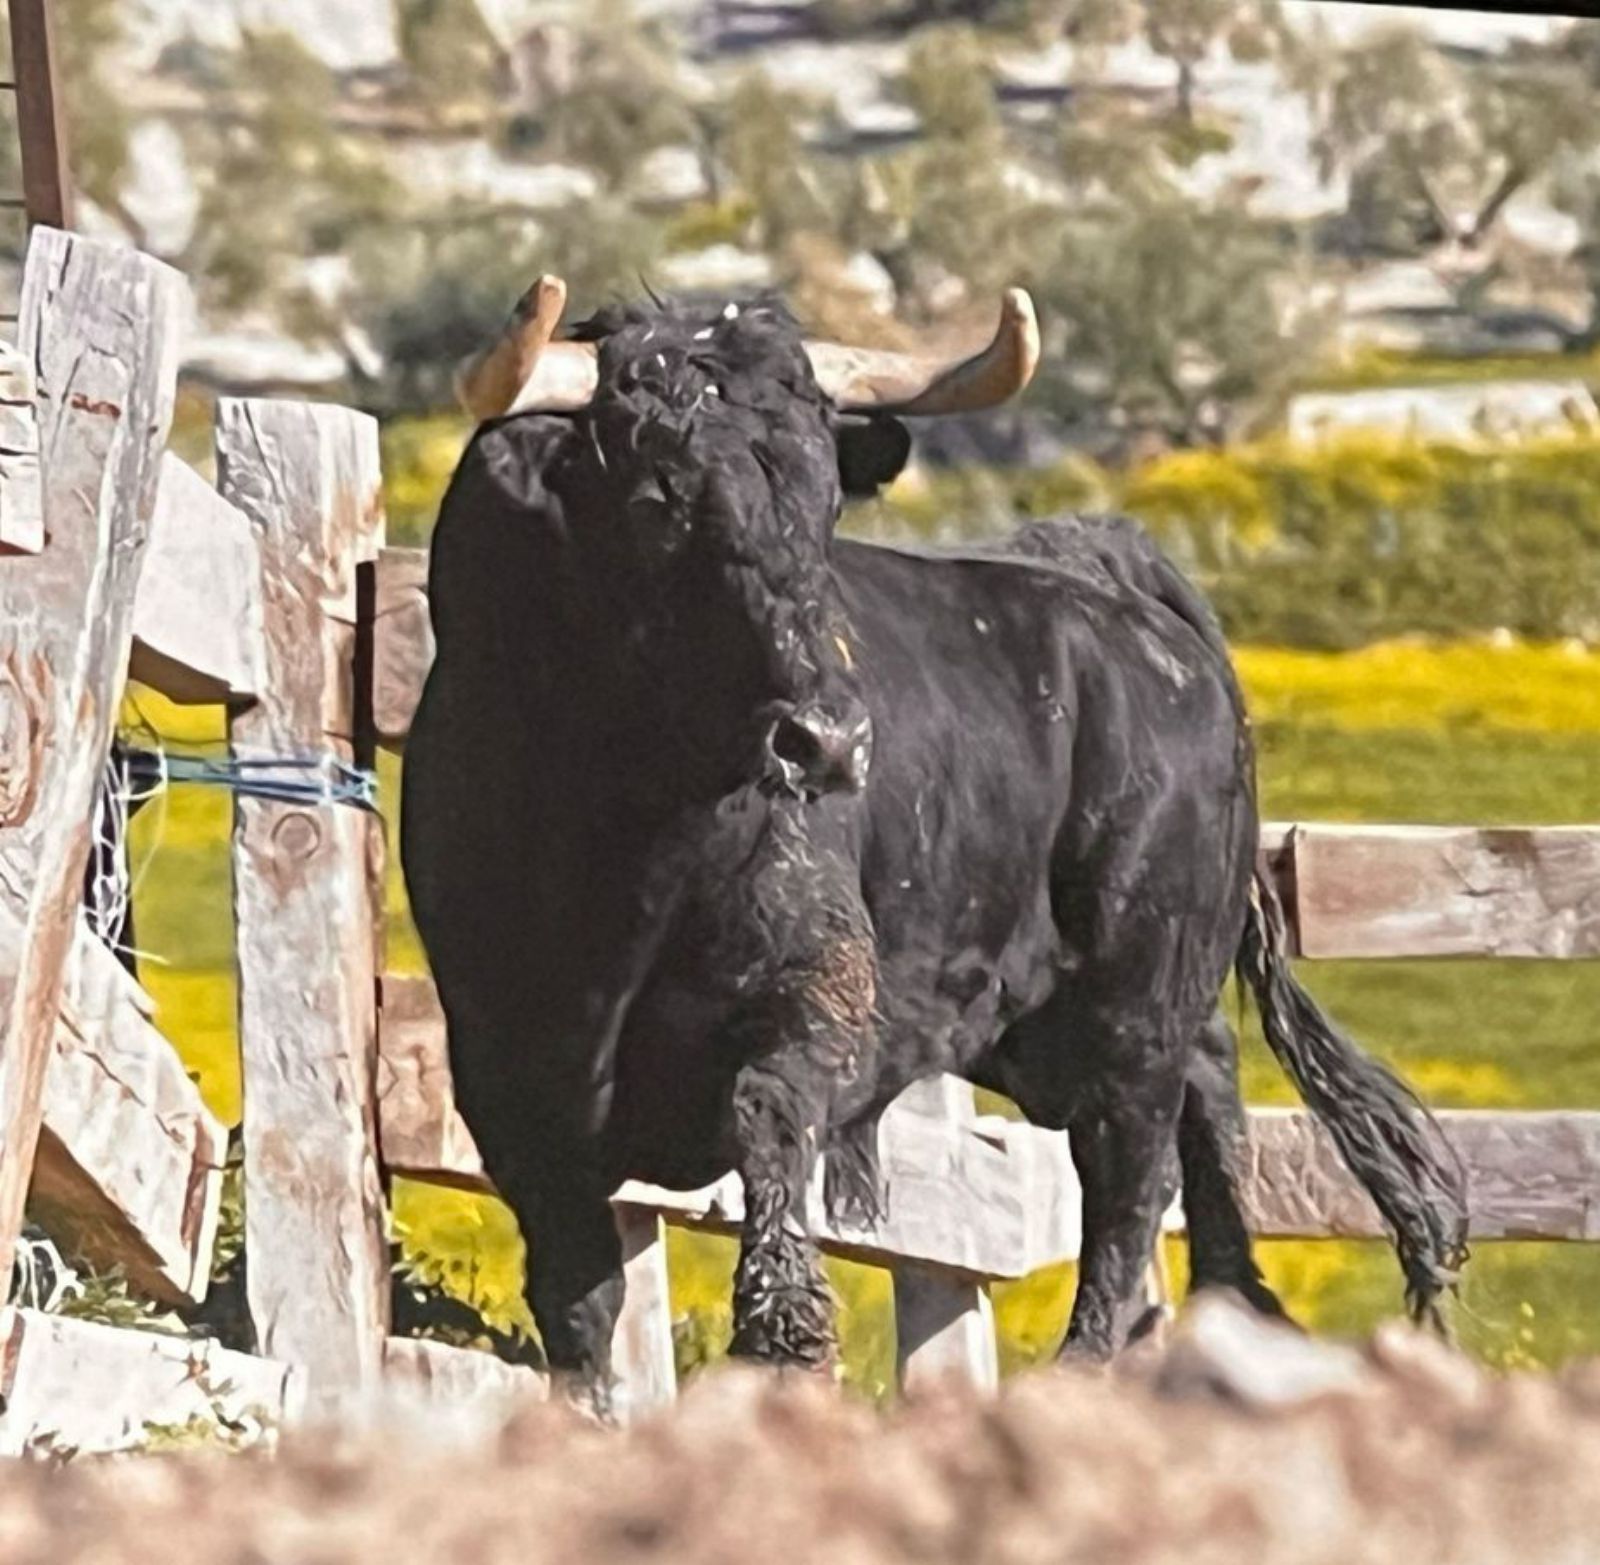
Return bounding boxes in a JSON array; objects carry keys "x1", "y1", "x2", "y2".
[{"x1": 3, "y1": 1299, "x2": 1598, "y2": 1565}]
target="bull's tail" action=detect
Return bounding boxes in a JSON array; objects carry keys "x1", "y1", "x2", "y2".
[{"x1": 1237, "y1": 865, "x2": 1469, "y2": 1327}]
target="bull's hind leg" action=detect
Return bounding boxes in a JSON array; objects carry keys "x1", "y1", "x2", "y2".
[
  {"x1": 996, "y1": 991, "x2": 1189, "y2": 1362},
  {"x1": 1179, "y1": 1012, "x2": 1287, "y2": 1318},
  {"x1": 1060, "y1": 1030, "x2": 1188, "y2": 1362}
]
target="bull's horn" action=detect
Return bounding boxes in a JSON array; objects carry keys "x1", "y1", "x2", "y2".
[
  {"x1": 808, "y1": 288, "x2": 1040, "y2": 415},
  {"x1": 454, "y1": 273, "x2": 574, "y2": 420},
  {"x1": 460, "y1": 283, "x2": 1040, "y2": 420}
]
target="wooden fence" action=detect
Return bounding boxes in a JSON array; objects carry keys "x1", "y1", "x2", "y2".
[{"x1": 1, "y1": 225, "x2": 1599, "y2": 1450}]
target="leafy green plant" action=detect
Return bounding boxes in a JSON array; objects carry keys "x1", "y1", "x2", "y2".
[{"x1": 859, "y1": 432, "x2": 1600, "y2": 647}]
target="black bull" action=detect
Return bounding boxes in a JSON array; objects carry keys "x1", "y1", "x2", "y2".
[{"x1": 401, "y1": 300, "x2": 1468, "y2": 1401}]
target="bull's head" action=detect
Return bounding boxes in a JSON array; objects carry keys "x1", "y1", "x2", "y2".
[{"x1": 456, "y1": 277, "x2": 1039, "y2": 802}]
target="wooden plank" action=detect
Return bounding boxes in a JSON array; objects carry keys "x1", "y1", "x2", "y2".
[
  {"x1": 218, "y1": 399, "x2": 389, "y2": 1413},
  {"x1": 0, "y1": 342, "x2": 42, "y2": 557},
  {"x1": 0, "y1": 231, "x2": 187, "y2": 1292},
  {"x1": 1288, "y1": 823, "x2": 1600, "y2": 960},
  {"x1": 8, "y1": 0, "x2": 74, "y2": 231},
  {"x1": 377, "y1": 974, "x2": 1600, "y2": 1261},
  {"x1": 611, "y1": 1205, "x2": 677, "y2": 1420},
  {"x1": 129, "y1": 453, "x2": 266, "y2": 704},
  {"x1": 654, "y1": 1113, "x2": 1066, "y2": 1276},
  {"x1": 0, "y1": 1309, "x2": 304, "y2": 1457},
  {"x1": 372, "y1": 547, "x2": 431, "y2": 751},
  {"x1": 894, "y1": 1266, "x2": 998, "y2": 1395},
  {"x1": 1242, "y1": 1107, "x2": 1600, "y2": 1242},
  {"x1": 29, "y1": 921, "x2": 225, "y2": 1305},
  {"x1": 382, "y1": 1335, "x2": 544, "y2": 1404},
  {"x1": 894, "y1": 1074, "x2": 976, "y2": 1124},
  {"x1": 376, "y1": 971, "x2": 487, "y2": 1189},
  {"x1": 376, "y1": 974, "x2": 1077, "y2": 1277}
]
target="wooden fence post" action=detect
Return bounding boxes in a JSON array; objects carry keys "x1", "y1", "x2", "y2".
[
  {"x1": 217, "y1": 399, "x2": 388, "y2": 1413},
  {"x1": 612, "y1": 1205, "x2": 677, "y2": 1419},
  {"x1": 0, "y1": 345, "x2": 42, "y2": 557},
  {"x1": 0, "y1": 230, "x2": 186, "y2": 1291},
  {"x1": 894, "y1": 1265, "x2": 1000, "y2": 1395},
  {"x1": 8, "y1": 0, "x2": 74, "y2": 231},
  {"x1": 887, "y1": 1075, "x2": 1000, "y2": 1393}
]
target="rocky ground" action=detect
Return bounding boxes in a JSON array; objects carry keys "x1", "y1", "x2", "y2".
[{"x1": 2, "y1": 1296, "x2": 1598, "y2": 1564}]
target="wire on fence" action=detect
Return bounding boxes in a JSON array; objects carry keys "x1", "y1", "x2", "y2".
[
  {"x1": 82, "y1": 736, "x2": 378, "y2": 969},
  {"x1": 121, "y1": 750, "x2": 379, "y2": 811}
]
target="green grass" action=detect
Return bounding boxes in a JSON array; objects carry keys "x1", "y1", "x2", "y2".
[
  {"x1": 117, "y1": 640, "x2": 1600, "y2": 1384},
  {"x1": 1301, "y1": 345, "x2": 1600, "y2": 395}
]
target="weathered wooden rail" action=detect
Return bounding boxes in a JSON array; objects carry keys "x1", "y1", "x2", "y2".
[{"x1": 1, "y1": 224, "x2": 1599, "y2": 1449}]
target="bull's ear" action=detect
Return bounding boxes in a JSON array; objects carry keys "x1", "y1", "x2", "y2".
[{"x1": 836, "y1": 414, "x2": 911, "y2": 500}]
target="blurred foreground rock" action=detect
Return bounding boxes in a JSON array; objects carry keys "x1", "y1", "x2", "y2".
[{"x1": 0, "y1": 1296, "x2": 1597, "y2": 1564}]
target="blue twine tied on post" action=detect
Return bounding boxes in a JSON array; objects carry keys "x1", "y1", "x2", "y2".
[{"x1": 120, "y1": 748, "x2": 378, "y2": 811}]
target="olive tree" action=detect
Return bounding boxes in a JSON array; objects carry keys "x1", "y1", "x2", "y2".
[{"x1": 1312, "y1": 23, "x2": 1597, "y2": 261}]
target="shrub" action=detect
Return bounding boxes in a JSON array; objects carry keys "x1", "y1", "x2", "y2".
[{"x1": 860, "y1": 432, "x2": 1600, "y2": 648}]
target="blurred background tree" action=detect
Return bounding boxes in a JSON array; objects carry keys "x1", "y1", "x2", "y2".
[
  {"x1": 534, "y1": 0, "x2": 693, "y2": 195},
  {"x1": 1032, "y1": 187, "x2": 1309, "y2": 449},
  {"x1": 55, "y1": 0, "x2": 132, "y2": 224},
  {"x1": 1141, "y1": 0, "x2": 1289, "y2": 124},
  {"x1": 180, "y1": 31, "x2": 401, "y2": 331},
  {"x1": 897, "y1": 29, "x2": 1028, "y2": 295},
  {"x1": 350, "y1": 194, "x2": 664, "y2": 412},
  {"x1": 719, "y1": 73, "x2": 830, "y2": 251},
  {"x1": 395, "y1": 0, "x2": 510, "y2": 129},
  {"x1": 1311, "y1": 22, "x2": 1597, "y2": 268}
]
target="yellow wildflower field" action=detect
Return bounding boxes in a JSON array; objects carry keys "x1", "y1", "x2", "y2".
[{"x1": 117, "y1": 635, "x2": 1600, "y2": 1380}]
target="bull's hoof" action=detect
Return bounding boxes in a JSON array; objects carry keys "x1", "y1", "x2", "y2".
[
  {"x1": 551, "y1": 1367, "x2": 619, "y2": 1426},
  {"x1": 1196, "y1": 1276, "x2": 1296, "y2": 1326},
  {"x1": 1058, "y1": 1301, "x2": 1170, "y2": 1370}
]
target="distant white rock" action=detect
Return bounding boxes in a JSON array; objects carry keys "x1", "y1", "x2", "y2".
[
  {"x1": 841, "y1": 101, "x2": 919, "y2": 140},
  {"x1": 1341, "y1": 262, "x2": 1457, "y2": 318},
  {"x1": 399, "y1": 140, "x2": 597, "y2": 210},
  {"x1": 126, "y1": 0, "x2": 400, "y2": 72},
  {"x1": 656, "y1": 244, "x2": 774, "y2": 294},
  {"x1": 835, "y1": 250, "x2": 896, "y2": 315},
  {"x1": 638, "y1": 145, "x2": 709, "y2": 206},
  {"x1": 1177, "y1": 59, "x2": 1345, "y2": 224},
  {"x1": 1501, "y1": 194, "x2": 1583, "y2": 259},
  {"x1": 119, "y1": 119, "x2": 200, "y2": 257},
  {"x1": 1287, "y1": 379, "x2": 1600, "y2": 445},
  {"x1": 185, "y1": 325, "x2": 350, "y2": 390},
  {"x1": 748, "y1": 37, "x2": 910, "y2": 128},
  {"x1": 991, "y1": 39, "x2": 1073, "y2": 92},
  {"x1": 119, "y1": 0, "x2": 1569, "y2": 83},
  {"x1": 1299, "y1": 2, "x2": 1563, "y2": 51},
  {"x1": 475, "y1": 0, "x2": 703, "y2": 47}
]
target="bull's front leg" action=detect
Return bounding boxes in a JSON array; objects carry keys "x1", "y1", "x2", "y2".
[
  {"x1": 726, "y1": 914, "x2": 877, "y2": 1370},
  {"x1": 727, "y1": 1048, "x2": 835, "y2": 1367}
]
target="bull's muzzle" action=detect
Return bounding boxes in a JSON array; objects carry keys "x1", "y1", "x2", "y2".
[{"x1": 765, "y1": 704, "x2": 874, "y2": 799}]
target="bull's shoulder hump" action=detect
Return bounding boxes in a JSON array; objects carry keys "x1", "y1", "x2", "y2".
[{"x1": 436, "y1": 411, "x2": 582, "y2": 535}]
